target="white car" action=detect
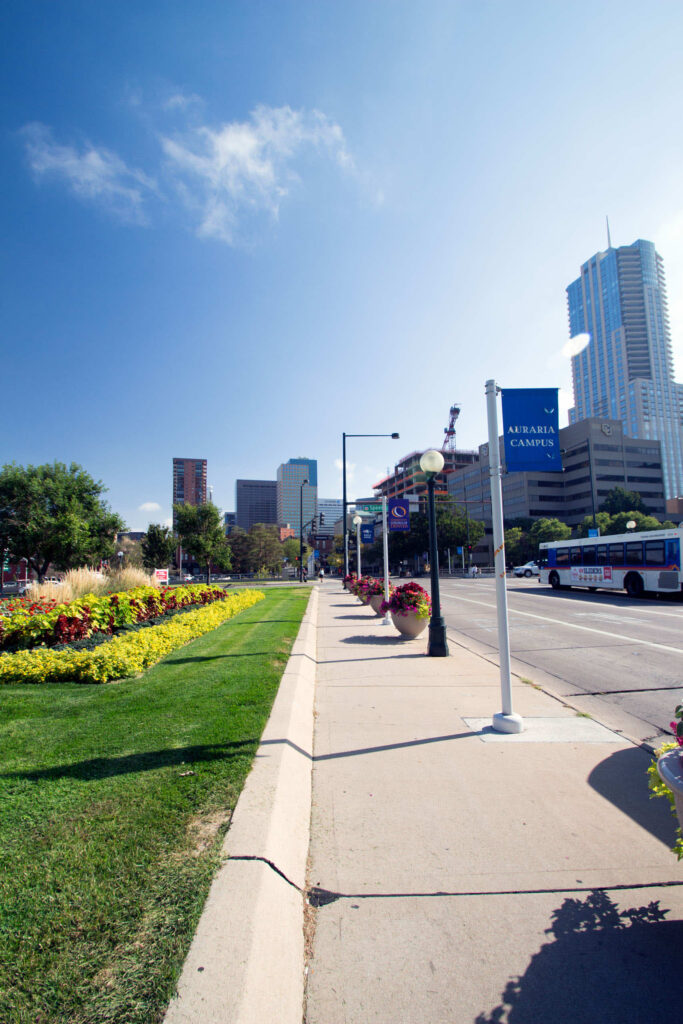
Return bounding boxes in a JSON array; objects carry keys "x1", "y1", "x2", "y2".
[{"x1": 513, "y1": 561, "x2": 540, "y2": 578}]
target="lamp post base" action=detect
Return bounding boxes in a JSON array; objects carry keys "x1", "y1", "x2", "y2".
[
  {"x1": 427, "y1": 616, "x2": 449, "y2": 657},
  {"x1": 492, "y1": 711, "x2": 524, "y2": 734}
]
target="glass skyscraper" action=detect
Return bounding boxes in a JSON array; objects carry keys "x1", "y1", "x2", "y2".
[
  {"x1": 567, "y1": 238, "x2": 683, "y2": 498},
  {"x1": 276, "y1": 458, "x2": 318, "y2": 531}
]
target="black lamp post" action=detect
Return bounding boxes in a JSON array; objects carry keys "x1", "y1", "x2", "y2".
[
  {"x1": 419, "y1": 449, "x2": 449, "y2": 657},
  {"x1": 342, "y1": 431, "x2": 399, "y2": 580},
  {"x1": 299, "y1": 479, "x2": 308, "y2": 582}
]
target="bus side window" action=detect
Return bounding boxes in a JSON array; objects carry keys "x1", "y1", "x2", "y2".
[
  {"x1": 570, "y1": 547, "x2": 582, "y2": 565},
  {"x1": 626, "y1": 542, "x2": 643, "y2": 566},
  {"x1": 644, "y1": 540, "x2": 665, "y2": 566},
  {"x1": 596, "y1": 545, "x2": 608, "y2": 565},
  {"x1": 665, "y1": 539, "x2": 680, "y2": 568},
  {"x1": 582, "y1": 546, "x2": 597, "y2": 566},
  {"x1": 609, "y1": 543, "x2": 624, "y2": 565},
  {"x1": 556, "y1": 548, "x2": 569, "y2": 566}
]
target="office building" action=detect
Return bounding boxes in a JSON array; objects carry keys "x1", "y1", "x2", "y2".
[
  {"x1": 447, "y1": 419, "x2": 666, "y2": 539},
  {"x1": 316, "y1": 498, "x2": 343, "y2": 537},
  {"x1": 172, "y1": 458, "x2": 207, "y2": 528},
  {"x1": 567, "y1": 238, "x2": 683, "y2": 498},
  {"x1": 223, "y1": 512, "x2": 236, "y2": 534},
  {"x1": 277, "y1": 458, "x2": 317, "y2": 532},
  {"x1": 235, "y1": 479, "x2": 277, "y2": 532}
]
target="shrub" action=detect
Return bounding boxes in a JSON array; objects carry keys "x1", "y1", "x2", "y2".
[{"x1": 0, "y1": 589, "x2": 265, "y2": 685}]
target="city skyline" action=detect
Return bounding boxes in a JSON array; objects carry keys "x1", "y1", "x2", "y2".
[{"x1": 3, "y1": 2, "x2": 683, "y2": 530}]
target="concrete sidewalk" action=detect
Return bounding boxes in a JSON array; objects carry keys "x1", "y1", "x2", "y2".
[{"x1": 305, "y1": 583, "x2": 683, "y2": 1023}]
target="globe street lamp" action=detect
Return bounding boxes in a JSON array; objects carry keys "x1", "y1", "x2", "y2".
[
  {"x1": 352, "y1": 514, "x2": 363, "y2": 578},
  {"x1": 419, "y1": 449, "x2": 449, "y2": 657},
  {"x1": 342, "y1": 431, "x2": 399, "y2": 580},
  {"x1": 299, "y1": 479, "x2": 309, "y2": 582}
]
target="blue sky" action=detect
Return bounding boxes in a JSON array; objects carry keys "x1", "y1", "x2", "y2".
[{"x1": 3, "y1": 1, "x2": 683, "y2": 529}]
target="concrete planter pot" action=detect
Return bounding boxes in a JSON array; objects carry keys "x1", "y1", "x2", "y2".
[
  {"x1": 657, "y1": 748, "x2": 683, "y2": 830},
  {"x1": 368, "y1": 594, "x2": 385, "y2": 617},
  {"x1": 390, "y1": 610, "x2": 428, "y2": 639}
]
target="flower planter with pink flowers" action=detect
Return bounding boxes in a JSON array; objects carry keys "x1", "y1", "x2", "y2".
[{"x1": 380, "y1": 582, "x2": 431, "y2": 640}]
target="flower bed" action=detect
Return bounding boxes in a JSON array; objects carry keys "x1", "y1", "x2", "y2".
[
  {"x1": 0, "y1": 589, "x2": 265, "y2": 685},
  {"x1": 0, "y1": 584, "x2": 227, "y2": 652}
]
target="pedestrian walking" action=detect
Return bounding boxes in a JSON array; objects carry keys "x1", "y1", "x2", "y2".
[{"x1": 318, "y1": 567, "x2": 324, "y2": 583}]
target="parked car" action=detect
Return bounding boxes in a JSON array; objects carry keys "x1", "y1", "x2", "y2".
[{"x1": 513, "y1": 561, "x2": 541, "y2": 578}]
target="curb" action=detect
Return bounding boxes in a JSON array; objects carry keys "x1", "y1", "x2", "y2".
[{"x1": 164, "y1": 586, "x2": 318, "y2": 1024}]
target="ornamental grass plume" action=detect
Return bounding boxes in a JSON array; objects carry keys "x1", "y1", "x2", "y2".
[{"x1": 380, "y1": 581, "x2": 431, "y2": 619}]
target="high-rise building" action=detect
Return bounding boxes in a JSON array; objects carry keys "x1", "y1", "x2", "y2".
[
  {"x1": 567, "y1": 238, "x2": 683, "y2": 498},
  {"x1": 277, "y1": 458, "x2": 317, "y2": 532},
  {"x1": 235, "y1": 479, "x2": 277, "y2": 532},
  {"x1": 172, "y1": 458, "x2": 207, "y2": 527},
  {"x1": 373, "y1": 448, "x2": 478, "y2": 501}
]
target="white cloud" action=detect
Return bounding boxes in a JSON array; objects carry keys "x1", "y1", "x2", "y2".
[
  {"x1": 160, "y1": 105, "x2": 354, "y2": 242},
  {"x1": 561, "y1": 333, "x2": 591, "y2": 359},
  {"x1": 138, "y1": 501, "x2": 162, "y2": 512},
  {"x1": 21, "y1": 122, "x2": 157, "y2": 222},
  {"x1": 164, "y1": 91, "x2": 203, "y2": 112}
]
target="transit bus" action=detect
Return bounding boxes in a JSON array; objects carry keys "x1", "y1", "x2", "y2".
[{"x1": 538, "y1": 527, "x2": 683, "y2": 598}]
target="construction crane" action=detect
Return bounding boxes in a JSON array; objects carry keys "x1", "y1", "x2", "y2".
[{"x1": 442, "y1": 403, "x2": 461, "y2": 452}]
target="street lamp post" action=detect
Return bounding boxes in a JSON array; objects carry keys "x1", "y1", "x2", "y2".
[
  {"x1": 342, "y1": 431, "x2": 399, "y2": 580},
  {"x1": 299, "y1": 479, "x2": 309, "y2": 582},
  {"x1": 352, "y1": 514, "x2": 362, "y2": 578},
  {"x1": 419, "y1": 449, "x2": 449, "y2": 657}
]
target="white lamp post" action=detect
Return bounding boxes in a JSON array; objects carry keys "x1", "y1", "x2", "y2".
[{"x1": 352, "y1": 514, "x2": 362, "y2": 578}]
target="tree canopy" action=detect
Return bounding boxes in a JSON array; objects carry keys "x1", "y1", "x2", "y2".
[
  {"x1": 174, "y1": 502, "x2": 232, "y2": 582},
  {"x1": 141, "y1": 524, "x2": 177, "y2": 570},
  {"x1": 599, "y1": 486, "x2": 647, "y2": 515},
  {"x1": 0, "y1": 462, "x2": 124, "y2": 581}
]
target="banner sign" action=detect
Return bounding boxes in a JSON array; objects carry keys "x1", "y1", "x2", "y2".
[
  {"x1": 360, "y1": 524, "x2": 375, "y2": 544},
  {"x1": 388, "y1": 498, "x2": 410, "y2": 531},
  {"x1": 501, "y1": 388, "x2": 562, "y2": 473}
]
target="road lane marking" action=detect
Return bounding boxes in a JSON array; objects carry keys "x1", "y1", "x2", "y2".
[{"x1": 439, "y1": 592, "x2": 683, "y2": 655}]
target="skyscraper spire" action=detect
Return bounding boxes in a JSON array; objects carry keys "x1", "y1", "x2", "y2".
[{"x1": 606, "y1": 215, "x2": 612, "y2": 249}]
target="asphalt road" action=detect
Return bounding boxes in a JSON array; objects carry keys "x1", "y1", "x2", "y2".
[{"x1": 429, "y1": 575, "x2": 683, "y2": 748}]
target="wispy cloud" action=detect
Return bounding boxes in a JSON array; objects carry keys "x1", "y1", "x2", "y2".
[
  {"x1": 138, "y1": 501, "x2": 162, "y2": 512},
  {"x1": 160, "y1": 105, "x2": 354, "y2": 242},
  {"x1": 21, "y1": 122, "x2": 157, "y2": 223}
]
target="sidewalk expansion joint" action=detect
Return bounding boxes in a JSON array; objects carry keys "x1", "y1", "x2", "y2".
[{"x1": 307, "y1": 879, "x2": 683, "y2": 908}]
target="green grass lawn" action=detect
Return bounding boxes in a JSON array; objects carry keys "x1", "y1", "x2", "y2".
[{"x1": 0, "y1": 586, "x2": 310, "y2": 1024}]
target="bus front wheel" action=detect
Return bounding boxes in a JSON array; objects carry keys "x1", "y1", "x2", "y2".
[
  {"x1": 548, "y1": 571, "x2": 561, "y2": 590},
  {"x1": 625, "y1": 573, "x2": 644, "y2": 598}
]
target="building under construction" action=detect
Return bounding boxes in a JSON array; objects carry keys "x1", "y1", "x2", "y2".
[{"x1": 372, "y1": 404, "x2": 477, "y2": 501}]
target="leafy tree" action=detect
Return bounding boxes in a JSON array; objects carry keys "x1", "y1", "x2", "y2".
[
  {"x1": 574, "y1": 512, "x2": 613, "y2": 539},
  {"x1": 141, "y1": 524, "x2": 177, "y2": 570},
  {"x1": 114, "y1": 535, "x2": 143, "y2": 569},
  {"x1": 174, "y1": 502, "x2": 232, "y2": 583},
  {"x1": 226, "y1": 527, "x2": 252, "y2": 573},
  {"x1": 249, "y1": 524, "x2": 284, "y2": 573},
  {"x1": 528, "y1": 517, "x2": 571, "y2": 549},
  {"x1": 603, "y1": 510, "x2": 668, "y2": 535},
  {"x1": 599, "y1": 486, "x2": 647, "y2": 515},
  {"x1": 0, "y1": 462, "x2": 124, "y2": 581},
  {"x1": 504, "y1": 527, "x2": 534, "y2": 565}
]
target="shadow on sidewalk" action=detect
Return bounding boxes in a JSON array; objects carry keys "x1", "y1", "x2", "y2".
[
  {"x1": 475, "y1": 889, "x2": 681, "y2": 1022},
  {"x1": 340, "y1": 634, "x2": 425, "y2": 646},
  {"x1": 588, "y1": 747, "x2": 678, "y2": 849}
]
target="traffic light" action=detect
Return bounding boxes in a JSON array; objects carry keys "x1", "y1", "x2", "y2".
[{"x1": 319, "y1": 513, "x2": 325, "y2": 525}]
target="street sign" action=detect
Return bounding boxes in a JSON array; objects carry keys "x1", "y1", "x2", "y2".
[
  {"x1": 357, "y1": 502, "x2": 382, "y2": 513},
  {"x1": 360, "y1": 524, "x2": 375, "y2": 544},
  {"x1": 314, "y1": 549, "x2": 320, "y2": 558}
]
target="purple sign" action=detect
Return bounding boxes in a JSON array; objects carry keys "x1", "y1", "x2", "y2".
[{"x1": 388, "y1": 498, "x2": 410, "y2": 531}]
